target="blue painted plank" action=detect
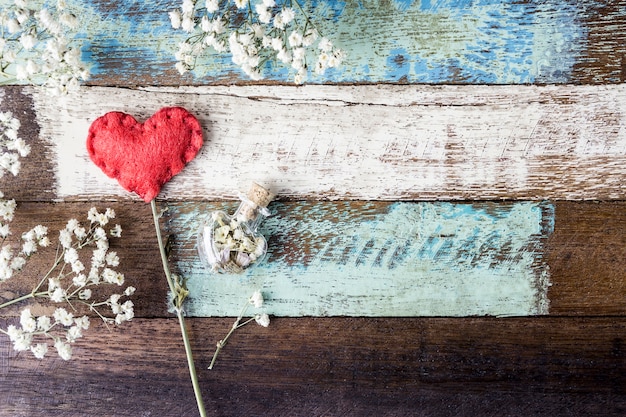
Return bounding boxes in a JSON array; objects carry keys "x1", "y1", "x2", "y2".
[
  {"x1": 3, "y1": 0, "x2": 610, "y2": 84},
  {"x1": 165, "y1": 201, "x2": 555, "y2": 317}
]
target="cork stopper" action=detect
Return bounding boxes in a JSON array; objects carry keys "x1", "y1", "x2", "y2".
[
  {"x1": 237, "y1": 182, "x2": 274, "y2": 221},
  {"x1": 247, "y1": 182, "x2": 274, "y2": 208}
]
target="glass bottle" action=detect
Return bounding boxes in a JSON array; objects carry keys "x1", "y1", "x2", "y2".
[{"x1": 197, "y1": 183, "x2": 274, "y2": 274}]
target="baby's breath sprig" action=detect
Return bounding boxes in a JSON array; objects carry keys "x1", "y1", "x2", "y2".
[
  {"x1": 0, "y1": 111, "x2": 134, "y2": 361},
  {"x1": 0, "y1": 0, "x2": 90, "y2": 95},
  {"x1": 208, "y1": 289, "x2": 270, "y2": 369},
  {"x1": 169, "y1": 0, "x2": 344, "y2": 83},
  {"x1": 0, "y1": 206, "x2": 135, "y2": 360}
]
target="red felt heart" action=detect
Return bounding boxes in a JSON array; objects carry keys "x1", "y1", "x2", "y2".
[{"x1": 87, "y1": 107, "x2": 203, "y2": 202}]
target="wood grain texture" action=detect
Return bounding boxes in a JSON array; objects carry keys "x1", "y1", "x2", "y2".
[
  {"x1": 29, "y1": 0, "x2": 625, "y2": 85},
  {"x1": 1, "y1": 317, "x2": 625, "y2": 416},
  {"x1": 27, "y1": 84, "x2": 626, "y2": 201},
  {"x1": 170, "y1": 201, "x2": 554, "y2": 317},
  {"x1": 0, "y1": 201, "x2": 624, "y2": 319},
  {"x1": 1, "y1": 1, "x2": 625, "y2": 414}
]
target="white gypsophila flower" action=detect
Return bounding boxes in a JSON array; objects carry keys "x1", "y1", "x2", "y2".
[
  {"x1": 110, "y1": 224, "x2": 122, "y2": 238},
  {"x1": 63, "y1": 247, "x2": 78, "y2": 264},
  {"x1": 105, "y1": 251, "x2": 119, "y2": 267},
  {"x1": 255, "y1": 313, "x2": 270, "y2": 327},
  {"x1": 93, "y1": 227, "x2": 107, "y2": 241},
  {"x1": 78, "y1": 288, "x2": 91, "y2": 300},
  {"x1": 53, "y1": 307, "x2": 74, "y2": 326},
  {"x1": 65, "y1": 218, "x2": 79, "y2": 232},
  {"x1": 0, "y1": 199, "x2": 16, "y2": 221},
  {"x1": 71, "y1": 260, "x2": 84, "y2": 274},
  {"x1": 124, "y1": 286, "x2": 136, "y2": 296},
  {"x1": 206, "y1": 0, "x2": 219, "y2": 13},
  {"x1": 66, "y1": 325, "x2": 82, "y2": 342},
  {"x1": 181, "y1": 16, "x2": 195, "y2": 32},
  {"x1": 54, "y1": 340, "x2": 72, "y2": 360},
  {"x1": 12, "y1": 330, "x2": 33, "y2": 351},
  {"x1": 10, "y1": 256, "x2": 25, "y2": 270},
  {"x1": 86, "y1": 207, "x2": 98, "y2": 223},
  {"x1": 59, "y1": 229, "x2": 72, "y2": 248},
  {"x1": 49, "y1": 287, "x2": 66, "y2": 302},
  {"x1": 20, "y1": 308, "x2": 37, "y2": 332},
  {"x1": 19, "y1": 33, "x2": 36, "y2": 50},
  {"x1": 37, "y1": 315, "x2": 52, "y2": 332},
  {"x1": 181, "y1": 0, "x2": 195, "y2": 14},
  {"x1": 21, "y1": 239, "x2": 36, "y2": 256},
  {"x1": 72, "y1": 273, "x2": 87, "y2": 287},
  {"x1": 169, "y1": 10, "x2": 182, "y2": 28},
  {"x1": 30, "y1": 343, "x2": 48, "y2": 359},
  {"x1": 280, "y1": 7, "x2": 295, "y2": 25},
  {"x1": 102, "y1": 267, "x2": 124, "y2": 285},
  {"x1": 74, "y1": 315, "x2": 90, "y2": 330},
  {"x1": 250, "y1": 289, "x2": 264, "y2": 308}
]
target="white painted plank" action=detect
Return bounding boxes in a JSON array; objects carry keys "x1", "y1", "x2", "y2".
[{"x1": 29, "y1": 84, "x2": 626, "y2": 201}]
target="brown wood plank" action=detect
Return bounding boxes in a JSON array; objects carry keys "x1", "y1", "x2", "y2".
[
  {"x1": 548, "y1": 201, "x2": 626, "y2": 315},
  {"x1": 0, "y1": 201, "x2": 167, "y2": 318},
  {"x1": 1, "y1": 317, "x2": 625, "y2": 416},
  {"x1": 573, "y1": 2, "x2": 626, "y2": 83},
  {"x1": 0, "y1": 201, "x2": 625, "y2": 318}
]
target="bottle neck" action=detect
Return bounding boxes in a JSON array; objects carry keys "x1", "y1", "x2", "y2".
[{"x1": 234, "y1": 200, "x2": 268, "y2": 232}]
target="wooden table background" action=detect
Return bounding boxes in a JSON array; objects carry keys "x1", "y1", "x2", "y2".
[{"x1": 1, "y1": 0, "x2": 626, "y2": 415}]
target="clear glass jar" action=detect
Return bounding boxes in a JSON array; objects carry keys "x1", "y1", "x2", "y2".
[{"x1": 197, "y1": 183, "x2": 273, "y2": 274}]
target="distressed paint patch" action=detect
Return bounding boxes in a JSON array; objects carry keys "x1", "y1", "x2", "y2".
[
  {"x1": 57, "y1": 0, "x2": 585, "y2": 83},
  {"x1": 29, "y1": 84, "x2": 626, "y2": 201},
  {"x1": 169, "y1": 201, "x2": 554, "y2": 317}
]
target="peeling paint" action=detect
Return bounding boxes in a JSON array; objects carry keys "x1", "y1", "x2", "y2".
[
  {"x1": 168, "y1": 201, "x2": 554, "y2": 317},
  {"x1": 59, "y1": 0, "x2": 587, "y2": 83}
]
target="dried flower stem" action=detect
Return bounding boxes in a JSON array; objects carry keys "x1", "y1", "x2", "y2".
[
  {"x1": 208, "y1": 301, "x2": 250, "y2": 370},
  {"x1": 150, "y1": 200, "x2": 206, "y2": 417}
]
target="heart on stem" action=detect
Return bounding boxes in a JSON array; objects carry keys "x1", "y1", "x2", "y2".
[{"x1": 86, "y1": 107, "x2": 203, "y2": 202}]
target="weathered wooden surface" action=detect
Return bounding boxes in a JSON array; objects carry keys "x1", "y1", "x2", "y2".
[
  {"x1": 1, "y1": 317, "x2": 625, "y2": 416},
  {"x1": 1, "y1": 0, "x2": 626, "y2": 415},
  {"x1": 21, "y1": 84, "x2": 626, "y2": 201},
  {"x1": 171, "y1": 201, "x2": 555, "y2": 317},
  {"x1": 36, "y1": 0, "x2": 626, "y2": 85},
  {"x1": 0, "y1": 201, "x2": 624, "y2": 319}
]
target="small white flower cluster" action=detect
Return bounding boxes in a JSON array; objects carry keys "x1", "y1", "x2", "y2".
[
  {"x1": 0, "y1": 111, "x2": 30, "y2": 179},
  {"x1": 208, "y1": 289, "x2": 270, "y2": 369},
  {"x1": 0, "y1": 206, "x2": 135, "y2": 360},
  {"x1": 6, "y1": 306, "x2": 90, "y2": 360},
  {"x1": 249, "y1": 289, "x2": 270, "y2": 327},
  {"x1": 0, "y1": 111, "x2": 35, "y2": 281},
  {"x1": 0, "y1": 0, "x2": 89, "y2": 95},
  {"x1": 0, "y1": 111, "x2": 134, "y2": 361},
  {"x1": 169, "y1": 0, "x2": 344, "y2": 83}
]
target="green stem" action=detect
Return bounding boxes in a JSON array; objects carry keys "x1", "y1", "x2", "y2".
[
  {"x1": 150, "y1": 200, "x2": 207, "y2": 417},
  {"x1": 0, "y1": 291, "x2": 47, "y2": 310},
  {"x1": 208, "y1": 301, "x2": 250, "y2": 370}
]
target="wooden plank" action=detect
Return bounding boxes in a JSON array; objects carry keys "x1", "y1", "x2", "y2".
[
  {"x1": 1, "y1": 317, "x2": 625, "y2": 416},
  {"x1": 27, "y1": 84, "x2": 626, "y2": 201},
  {"x1": 0, "y1": 201, "x2": 166, "y2": 318},
  {"x1": 1, "y1": 201, "x2": 624, "y2": 318},
  {"x1": 168, "y1": 200, "x2": 554, "y2": 317},
  {"x1": 8, "y1": 0, "x2": 622, "y2": 85},
  {"x1": 547, "y1": 201, "x2": 626, "y2": 316}
]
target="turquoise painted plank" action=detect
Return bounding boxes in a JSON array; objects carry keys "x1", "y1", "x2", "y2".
[
  {"x1": 165, "y1": 201, "x2": 555, "y2": 317},
  {"x1": 4, "y1": 0, "x2": 607, "y2": 84}
]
